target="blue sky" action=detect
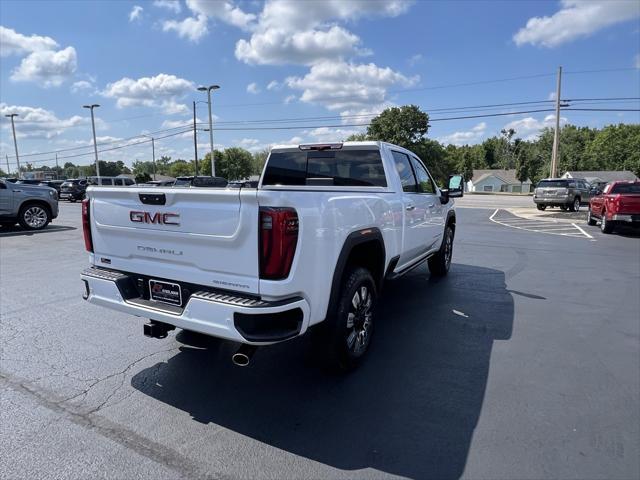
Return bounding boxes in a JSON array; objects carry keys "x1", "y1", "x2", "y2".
[{"x1": 1, "y1": 0, "x2": 639, "y2": 171}]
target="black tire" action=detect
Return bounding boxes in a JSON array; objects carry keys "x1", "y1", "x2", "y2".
[
  {"x1": 18, "y1": 203, "x2": 51, "y2": 230},
  {"x1": 587, "y1": 209, "x2": 597, "y2": 226},
  {"x1": 536, "y1": 204, "x2": 546, "y2": 211},
  {"x1": 560, "y1": 205, "x2": 568, "y2": 211},
  {"x1": 569, "y1": 197, "x2": 580, "y2": 212},
  {"x1": 600, "y1": 211, "x2": 614, "y2": 234},
  {"x1": 319, "y1": 267, "x2": 377, "y2": 371},
  {"x1": 428, "y1": 225, "x2": 454, "y2": 277}
]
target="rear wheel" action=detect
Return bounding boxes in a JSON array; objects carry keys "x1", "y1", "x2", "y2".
[
  {"x1": 18, "y1": 204, "x2": 50, "y2": 230},
  {"x1": 569, "y1": 197, "x2": 580, "y2": 212},
  {"x1": 536, "y1": 204, "x2": 546, "y2": 211},
  {"x1": 600, "y1": 211, "x2": 614, "y2": 234},
  {"x1": 428, "y1": 225, "x2": 454, "y2": 277},
  {"x1": 319, "y1": 267, "x2": 376, "y2": 371},
  {"x1": 587, "y1": 209, "x2": 597, "y2": 226}
]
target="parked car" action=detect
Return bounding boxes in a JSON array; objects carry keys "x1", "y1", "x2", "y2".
[
  {"x1": 173, "y1": 176, "x2": 228, "y2": 187},
  {"x1": 80, "y1": 141, "x2": 463, "y2": 371},
  {"x1": 60, "y1": 179, "x2": 88, "y2": 202},
  {"x1": 533, "y1": 178, "x2": 591, "y2": 212},
  {"x1": 0, "y1": 178, "x2": 59, "y2": 230},
  {"x1": 16, "y1": 179, "x2": 46, "y2": 185},
  {"x1": 587, "y1": 181, "x2": 640, "y2": 233},
  {"x1": 87, "y1": 176, "x2": 136, "y2": 186},
  {"x1": 39, "y1": 180, "x2": 65, "y2": 193}
]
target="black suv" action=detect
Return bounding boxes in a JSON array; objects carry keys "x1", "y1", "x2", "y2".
[{"x1": 60, "y1": 179, "x2": 88, "y2": 202}]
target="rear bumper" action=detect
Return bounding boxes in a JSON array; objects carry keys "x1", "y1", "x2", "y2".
[
  {"x1": 533, "y1": 195, "x2": 571, "y2": 205},
  {"x1": 80, "y1": 267, "x2": 310, "y2": 345},
  {"x1": 612, "y1": 214, "x2": 640, "y2": 223}
]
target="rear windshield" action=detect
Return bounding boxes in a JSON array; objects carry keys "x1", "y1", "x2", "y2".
[
  {"x1": 537, "y1": 180, "x2": 568, "y2": 188},
  {"x1": 262, "y1": 149, "x2": 387, "y2": 187},
  {"x1": 611, "y1": 183, "x2": 640, "y2": 194}
]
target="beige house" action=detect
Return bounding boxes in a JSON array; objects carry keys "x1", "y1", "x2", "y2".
[{"x1": 467, "y1": 169, "x2": 532, "y2": 193}]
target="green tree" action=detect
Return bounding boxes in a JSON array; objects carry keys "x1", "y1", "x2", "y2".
[
  {"x1": 200, "y1": 151, "x2": 223, "y2": 178},
  {"x1": 132, "y1": 160, "x2": 155, "y2": 177},
  {"x1": 366, "y1": 105, "x2": 429, "y2": 146},
  {"x1": 252, "y1": 148, "x2": 270, "y2": 175},
  {"x1": 586, "y1": 124, "x2": 640, "y2": 173},
  {"x1": 218, "y1": 147, "x2": 254, "y2": 180},
  {"x1": 169, "y1": 160, "x2": 194, "y2": 177}
]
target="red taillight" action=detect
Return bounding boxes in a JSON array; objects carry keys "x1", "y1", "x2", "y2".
[
  {"x1": 259, "y1": 207, "x2": 298, "y2": 280},
  {"x1": 82, "y1": 198, "x2": 93, "y2": 252}
]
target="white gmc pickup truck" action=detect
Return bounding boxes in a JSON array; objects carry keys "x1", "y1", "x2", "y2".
[{"x1": 81, "y1": 141, "x2": 463, "y2": 369}]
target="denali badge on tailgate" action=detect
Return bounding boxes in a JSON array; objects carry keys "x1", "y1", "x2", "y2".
[{"x1": 130, "y1": 211, "x2": 180, "y2": 225}]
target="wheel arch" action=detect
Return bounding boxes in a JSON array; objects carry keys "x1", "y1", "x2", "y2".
[
  {"x1": 327, "y1": 228, "x2": 386, "y2": 318},
  {"x1": 19, "y1": 199, "x2": 52, "y2": 217}
]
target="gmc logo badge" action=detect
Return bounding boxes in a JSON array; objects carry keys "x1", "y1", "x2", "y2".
[{"x1": 130, "y1": 211, "x2": 180, "y2": 225}]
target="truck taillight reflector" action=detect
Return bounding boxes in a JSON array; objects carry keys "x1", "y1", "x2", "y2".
[
  {"x1": 259, "y1": 207, "x2": 298, "y2": 280},
  {"x1": 82, "y1": 198, "x2": 93, "y2": 252}
]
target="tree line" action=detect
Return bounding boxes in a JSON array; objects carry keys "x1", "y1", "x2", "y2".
[
  {"x1": 347, "y1": 105, "x2": 640, "y2": 186},
  {"x1": 2, "y1": 105, "x2": 637, "y2": 184}
]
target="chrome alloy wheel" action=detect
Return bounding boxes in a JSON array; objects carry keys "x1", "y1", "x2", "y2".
[
  {"x1": 23, "y1": 206, "x2": 48, "y2": 229},
  {"x1": 346, "y1": 285, "x2": 373, "y2": 354}
]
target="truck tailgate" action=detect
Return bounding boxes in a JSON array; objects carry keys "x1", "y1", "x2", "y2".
[{"x1": 88, "y1": 187, "x2": 260, "y2": 294}]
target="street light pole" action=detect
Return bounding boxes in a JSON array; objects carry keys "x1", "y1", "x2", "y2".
[
  {"x1": 197, "y1": 84, "x2": 220, "y2": 177},
  {"x1": 83, "y1": 104, "x2": 101, "y2": 179},
  {"x1": 5, "y1": 113, "x2": 21, "y2": 177},
  {"x1": 550, "y1": 66, "x2": 562, "y2": 178},
  {"x1": 193, "y1": 100, "x2": 199, "y2": 176}
]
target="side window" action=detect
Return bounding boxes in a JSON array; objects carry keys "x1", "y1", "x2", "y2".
[
  {"x1": 0, "y1": 180, "x2": 6, "y2": 189},
  {"x1": 114, "y1": 179, "x2": 123, "y2": 186},
  {"x1": 124, "y1": 178, "x2": 134, "y2": 186},
  {"x1": 101, "y1": 178, "x2": 113, "y2": 186},
  {"x1": 391, "y1": 151, "x2": 418, "y2": 193},
  {"x1": 410, "y1": 157, "x2": 436, "y2": 194}
]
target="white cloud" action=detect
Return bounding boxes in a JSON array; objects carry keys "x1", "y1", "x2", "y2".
[
  {"x1": 0, "y1": 26, "x2": 58, "y2": 57},
  {"x1": 408, "y1": 53, "x2": 423, "y2": 66},
  {"x1": 185, "y1": 0, "x2": 256, "y2": 30},
  {"x1": 548, "y1": 91, "x2": 557, "y2": 101},
  {"x1": 513, "y1": 0, "x2": 640, "y2": 48},
  {"x1": 10, "y1": 46, "x2": 77, "y2": 87},
  {"x1": 503, "y1": 114, "x2": 567, "y2": 140},
  {"x1": 153, "y1": 0, "x2": 181, "y2": 14},
  {"x1": 246, "y1": 82, "x2": 260, "y2": 94},
  {"x1": 162, "y1": 14, "x2": 209, "y2": 42},
  {"x1": 438, "y1": 122, "x2": 487, "y2": 146},
  {"x1": 0, "y1": 103, "x2": 88, "y2": 139},
  {"x1": 103, "y1": 73, "x2": 195, "y2": 113},
  {"x1": 308, "y1": 126, "x2": 362, "y2": 143},
  {"x1": 129, "y1": 5, "x2": 144, "y2": 22},
  {"x1": 284, "y1": 94, "x2": 296, "y2": 104},
  {"x1": 286, "y1": 60, "x2": 417, "y2": 113},
  {"x1": 1, "y1": 27, "x2": 77, "y2": 87},
  {"x1": 234, "y1": 0, "x2": 411, "y2": 65},
  {"x1": 236, "y1": 25, "x2": 365, "y2": 66},
  {"x1": 71, "y1": 80, "x2": 94, "y2": 93},
  {"x1": 266, "y1": 80, "x2": 280, "y2": 91}
]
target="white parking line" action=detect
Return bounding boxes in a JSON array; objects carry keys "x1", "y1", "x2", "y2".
[{"x1": 489, "y1": 209, "x2": 594, "y2": 240}]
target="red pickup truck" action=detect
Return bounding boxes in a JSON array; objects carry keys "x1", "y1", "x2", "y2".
[{"x1": 587, "y1": 181, "x2": 640, "y2": 233}]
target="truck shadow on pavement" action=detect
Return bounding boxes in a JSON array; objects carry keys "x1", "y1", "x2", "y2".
[
  {"x1": 131, "y1": 263, "x2": 513, "y2": 480},
  {"x1": 0, "y1": 225, "x2": 76, "y2": 237}
]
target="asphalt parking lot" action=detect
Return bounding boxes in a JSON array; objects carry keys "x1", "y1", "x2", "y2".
[{"x1": 1, "y1": 198, "x2": 639, "y2": 480}]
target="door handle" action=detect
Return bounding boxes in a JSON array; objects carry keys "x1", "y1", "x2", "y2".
[
  {"x1": 427, "y1": 203, "x2": 435, "y2": 208},
  {"x1": 405, "y1": 204, "x2": 415, "y2": 211},
  {"x1": 13, "y1": 189, "x2": 22, "y2": 193}
]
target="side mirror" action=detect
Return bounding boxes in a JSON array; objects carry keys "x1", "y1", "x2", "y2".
[{"x1": 448, "y1": 174, "x2": 464, "y2": 198}]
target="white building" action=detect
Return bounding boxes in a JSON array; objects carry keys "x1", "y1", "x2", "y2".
[{"x1": 467, "y1": 169, "x2": 532, "y2": 193}]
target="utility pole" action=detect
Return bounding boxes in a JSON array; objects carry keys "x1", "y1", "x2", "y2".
[
  {"x1": 142, "y1": 135, "x2": 156, "y2": 180},
  {"x1": 83, "y1": 104, "x2": 101, "y2": 179},
  {"x1": 192, "y1": 100, "x2": 199, "y2": 176},
  {"x1": 197, "y1": 84, "x2": 220, "y2": 177},
  {"x1": 550, "y1": 66, "x2": 562, "y2": 178},
  {"x1": 5, "y1": 113, "x2": 21, "y2": 177},
  {"x1": 5, "y1": 154, "x2": 10, "y2": 177},
  {"x1": 55, "y1": 153, "x2": 59, "y2": 179}
]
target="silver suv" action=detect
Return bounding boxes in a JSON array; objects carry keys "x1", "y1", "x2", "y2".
[
  {"x1": 0, "y1": 178, "x2": 59, "y2": 230},
  {"x1": 533, "y1": 178, "x2": 591, "y2": 212}
]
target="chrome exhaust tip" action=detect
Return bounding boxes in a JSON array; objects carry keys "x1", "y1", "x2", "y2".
[{"x1": 232, "y1": 344, "x2": 257, "y2": 367}]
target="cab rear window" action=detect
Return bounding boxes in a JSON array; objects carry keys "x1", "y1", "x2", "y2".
[
  {"x1": 263, "y1": 149, "x2": 387, "y2": 187},
  {"x1": 611, "y1": 183, "x2": 640, "y2": 194}
]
